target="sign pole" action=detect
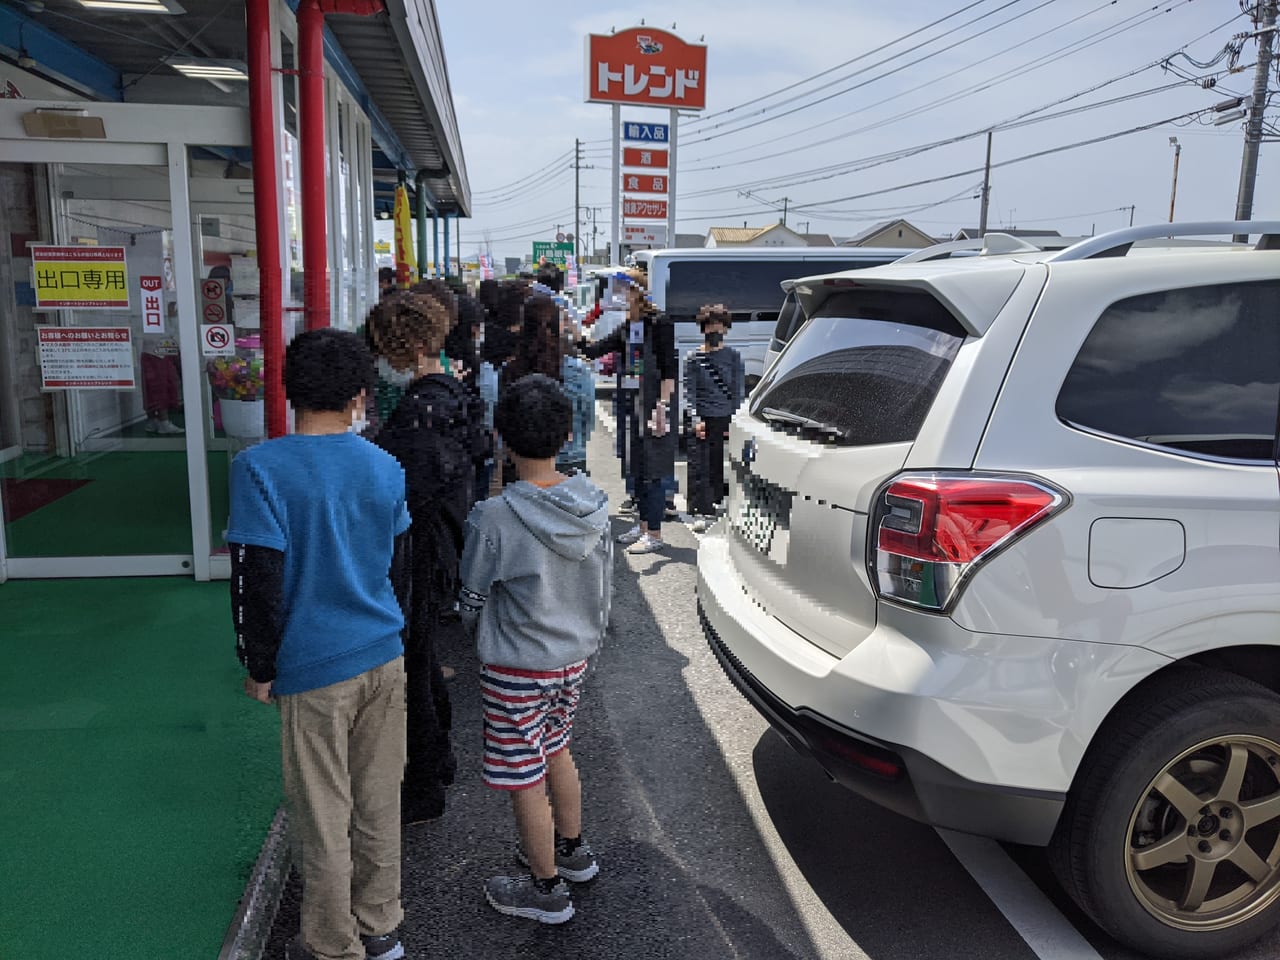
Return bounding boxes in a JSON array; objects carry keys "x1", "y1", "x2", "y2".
[
  {"x1": 666, "y1": 108, "x2": 678, "y2": 250},
  {"x1": 611, "y1": 103, "x2": 621, "y2": 264}
]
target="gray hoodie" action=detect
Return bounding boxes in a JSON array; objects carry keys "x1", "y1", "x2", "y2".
[{"x1": 458, "y1": 472, "x2": 613, "y2": 670}]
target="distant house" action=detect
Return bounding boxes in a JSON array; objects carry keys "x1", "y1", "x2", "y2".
[
  {"x1": 841, "y1": 219, "x2": 935, "y2": 249},
  {"x1": 953, "y1": 227, "x2": 1062, "y2": 240},
  {"x1": 705, "y1": 223, "x2": 808, "y2": 248},
  {"x1": 799, "y1": 232, "x2": 836, "y2": 247}
]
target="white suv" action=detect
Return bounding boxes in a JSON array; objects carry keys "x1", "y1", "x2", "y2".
[{"x1": 697, "y1": 223, "x2": 1280, "y2": 959}]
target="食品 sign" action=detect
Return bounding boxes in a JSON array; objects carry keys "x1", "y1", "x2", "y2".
[
  {"x1": 37, "y1": 326, "x2": 135, "y2": 389},
  {"x1": 532, "y1": 241, "x2": 574, "y2": 266},
  {"x1": 31, "y1": 245, "x2": 129, "y2": 310},
  {"x1": 623, "y1": 198, "x2": 669, "y2": 221},
  {"x1": 623, "y1": 122, "x2": 669, "y2": 143},
  {"x1": 622, "y1": 148, "x2": 668, "y2": 169},
  {"x1": 586, "y1": 28, "x2": 707, "y2": 110},
  {"x1": 622, "y1": 173, "x2": 667, "y2": 194}
]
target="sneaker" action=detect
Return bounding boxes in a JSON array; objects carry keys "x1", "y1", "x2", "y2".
[
  {"x1": 152, "y1": 420, "x2": 184, "y2": 435},
  {"x1": 616, "y1": 524, "x2": 643, "y2": 545},
  {"x1": 516, "y1": 839, "x2": 600, "y2": 883},
  {"x1": 691, "y1": 516, "x2": 712, "y2": 534},
  {"x1": 360, "y1": 929, "x2": 405, "y2": 960},
  {"x1": 619, "y1": 497, "x2": 637, "y2": 512},
  {"x1": 627, "y1": 535, "x2": 666, "y2": 555},
  {"x1": 665, "y1": 505, "x2": 679, "y2": 521},
  {"x1": 484, "y1": 874, "x2": 574, "y2": 924}
]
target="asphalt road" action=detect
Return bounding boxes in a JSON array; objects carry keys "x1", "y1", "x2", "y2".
[{"x1": 264, "y1": 410, "x2": 1280, "y2": 960}]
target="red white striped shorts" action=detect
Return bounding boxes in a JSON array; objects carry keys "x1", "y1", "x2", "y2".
[{"x1": 480, "y1": 660, "x2": 588, "y2": 791}]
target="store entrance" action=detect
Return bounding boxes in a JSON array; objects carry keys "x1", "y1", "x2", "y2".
[{"x1": 0, "y1": 159, "x2": 197, "y2": 575}]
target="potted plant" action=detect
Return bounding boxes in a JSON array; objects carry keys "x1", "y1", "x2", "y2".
[{"x1": 206, "y1": 349, "x2": 265, "y2": 438}]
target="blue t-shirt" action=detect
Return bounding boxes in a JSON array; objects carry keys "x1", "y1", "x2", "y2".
[{"x1": 226, "y1": 432, "x2": 411, "y2": 696}]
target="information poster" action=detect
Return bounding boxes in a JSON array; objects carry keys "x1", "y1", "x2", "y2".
[
  {"x1": 37, "y1": 327, "x2": 136, "y2": 390},
  {"x1": 31, "y1": 245, "x2": 129, "y2": 310}
]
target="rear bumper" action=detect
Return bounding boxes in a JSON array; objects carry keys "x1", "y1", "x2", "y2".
[
  {"x1": 696, "y1": 530, "x2": 1169, "y2": 846},
  {"x1": 699, "y1": 602, "x2": 1064, "y2": 846}
]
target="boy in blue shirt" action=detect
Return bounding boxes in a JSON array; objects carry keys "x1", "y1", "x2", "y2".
[{"x1": 227, "y1": 329, "x2": 411, "y2": 960}]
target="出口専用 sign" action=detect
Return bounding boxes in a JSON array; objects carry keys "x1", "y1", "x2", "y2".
[
  {"x1": 585, "y1": 28, "x2": 707, "y2": 110},
  {"x1": 31, "y1": 245, "x2": 129, "y2": 310}
]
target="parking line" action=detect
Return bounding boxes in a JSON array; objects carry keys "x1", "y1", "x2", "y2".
[{"x1": 938, "y1": 830, "x2": 1106, "y2": 960}]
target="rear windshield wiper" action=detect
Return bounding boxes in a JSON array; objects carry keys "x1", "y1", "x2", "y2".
[{"x1": 760, "y1": 407, "x2": 846, "y2": 438}]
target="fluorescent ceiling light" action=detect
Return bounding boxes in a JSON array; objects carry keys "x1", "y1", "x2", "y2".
[
  {"x1": 167, "y1": 58, "x2": 249, "y2": 81},
  {"x1": 77, "y1": 0, "x2": 185, "y2": 13}
]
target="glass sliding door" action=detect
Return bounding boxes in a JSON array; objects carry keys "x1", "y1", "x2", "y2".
[{"x1": 0, "y1": 159, "x2": 195, "y2": 571}]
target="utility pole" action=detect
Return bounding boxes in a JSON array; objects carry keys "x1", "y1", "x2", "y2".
[
  {"x1": 574, "y1": 138, "x2": 582, "y2": 261},
  {"x1": 1126, "y1": 205, "x2": 1135, "y2": 227},
  {"x1": 978, "y1": 131, "x2": 993, "y2": 234},
  {"x1": 1234, "y1": 0, "x2": 1277, "y2": 241},
  {"x1": 1168, "y1": 137, "x2": 1182, "y2": 223},
  {"x1": 781, "y1": 197, "x2": 789, "y2": 227}
]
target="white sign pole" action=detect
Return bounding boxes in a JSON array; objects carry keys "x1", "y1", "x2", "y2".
[
  {"x1": 611, "y1": 104, "x2": 621, "y2": 264},
  {"x1": 667, "y1": 108, "x2": 678, "y2": 250}
]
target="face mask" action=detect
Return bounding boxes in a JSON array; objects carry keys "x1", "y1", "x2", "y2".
[
  {"x1": 704, "y1": 331, "x2": 724, "y2": 347},
  {"x1": 350, "y1": 408, "x2": 369, "y2": 435}
]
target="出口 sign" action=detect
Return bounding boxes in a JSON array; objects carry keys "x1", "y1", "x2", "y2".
[
  {"x1": 31, "y1": 245, "x2": 129, "y2": 309},
  {"x1": 586, "y1": 28, "x2": 707, "y2": 110},
  {"x1": 623, "y1": 198, "x2": 668, "y2": 220},
  {"x1": 37, "y1": 326, "x2": 136, "y2": 389}
]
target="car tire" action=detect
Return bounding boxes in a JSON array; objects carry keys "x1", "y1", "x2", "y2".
[{"x1": 1050, "y1": 666, "x2": 1280, "y2": 959}]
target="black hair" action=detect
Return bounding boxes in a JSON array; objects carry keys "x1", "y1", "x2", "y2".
[
  {"x1": 495, "y1": 373, "x2": 572, "y2": 459},
  {"x1": 456, "y1": 293, "x2": 486, "y2": 330},
  {"x1": 494, "y1": 281, "x2": 525, "y2": 329},
  {"x1": 477, "y1": 278, "x2": 500, "y2": 314},
  {"x1": 536, "y1": 261, "x2": 564, "y2": 293},
  {"x1": 284, "y1": 328, "x2": 375, "y2": 412},
  {"x1": 378, "y1": 267, "x2": 395, "y2": 284}
]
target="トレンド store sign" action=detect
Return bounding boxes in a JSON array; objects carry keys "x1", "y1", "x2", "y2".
[{"x1": 585, "y1": 28, "x2": 707, "y2": 109}]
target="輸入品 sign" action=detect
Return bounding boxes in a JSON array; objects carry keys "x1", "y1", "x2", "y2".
[
  {"x1": 37, "y1": 326, "x2": 135, "y2": 389},
  {"x1": 31, "y1": 245, "x2": 129, "y2": 310},
  {"x1": 623, "y1": 122, "x2": 669, "y2": 143},
  {"x1": 585, "y1": 28, "x2": 707, "y2": 109}
]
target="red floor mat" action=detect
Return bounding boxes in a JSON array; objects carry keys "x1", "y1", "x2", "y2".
[{"x1": 1, "y1": 477, "x2": 92, "y2": 523}]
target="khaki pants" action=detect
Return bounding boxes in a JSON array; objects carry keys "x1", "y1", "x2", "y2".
[{"x1": 279, "y1": 657, "x2": 406, "y2": 960}]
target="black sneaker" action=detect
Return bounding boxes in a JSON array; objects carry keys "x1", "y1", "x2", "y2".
[
  {"x1": 361, "y1": 929, "x2": 405, "y2": 960},
  {"x1": 484, "y1": 874, "x2": 574, "y2": 924},
  {"x1": 619, "y1": 497, "x2": 637, "y2": 512}
]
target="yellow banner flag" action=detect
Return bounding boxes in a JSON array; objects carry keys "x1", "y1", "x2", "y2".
[{"x1": 393, "y1": 186, "x2": 416, "y2": 287}]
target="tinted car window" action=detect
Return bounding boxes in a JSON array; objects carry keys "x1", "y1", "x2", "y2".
[
  {"x1": 1057, "y1": 281, "x2": 1280, "y2": 461},
  {"x1": 773, "y1": 291, "x2": 802, "y2": 344},
  {"x1": 665, "y1": 259, "x2": 891, "y2": 320},
  {"x1": 750, "y1": 289, "x2": 965, "y2": 447}
]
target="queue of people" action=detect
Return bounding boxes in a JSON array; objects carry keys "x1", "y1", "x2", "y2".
[{"x1": 225, "y1": 260, "x2": 747, "y2": 960}]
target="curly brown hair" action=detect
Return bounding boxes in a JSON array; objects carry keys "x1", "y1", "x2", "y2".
[{"x1": 365, "y1": 291, "x2": 452, "y2": 371}]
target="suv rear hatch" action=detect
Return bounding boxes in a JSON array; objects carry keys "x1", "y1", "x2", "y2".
[{"x1": 725, "y1": 283, "x2": 979, "y2": 658}]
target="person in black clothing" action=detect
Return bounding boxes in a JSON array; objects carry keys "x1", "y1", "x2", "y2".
[
  {"x1": 684, "y1": 303, "x2": 745, "y2": 531},
  {"x1": 536, "y1": 261, "x2": 564, "y2": 294},
  {"x1": 369, "y1": 291, "x2": 477, "y2": 824},
  {"x1": 378, "y1": 266, "x2": 396, "y2": 297},
  {"x1": 446, "y1": 293, "x2": 494, "y2": 506},
  {"x1": 581, "y1": 272, "x2": 677, "y2": 555}
]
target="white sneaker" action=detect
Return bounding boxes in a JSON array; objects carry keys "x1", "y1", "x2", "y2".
[
  {"x1": 627, "y1": 535, "x2": 666, "y2": 555},
  {"x1": 152, "y1": 420, "x2": 185, "y2": 435},
  {"x1": 616, "y1": 524, "x2": 643, "y2": 545},
  {"x1": 691, "y1": 516, "x2": 712, "y2": 534}
]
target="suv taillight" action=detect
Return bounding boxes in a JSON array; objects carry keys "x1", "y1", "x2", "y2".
[{"x1": 871, "y1": 472, "x2": 1067, "y2": 611}]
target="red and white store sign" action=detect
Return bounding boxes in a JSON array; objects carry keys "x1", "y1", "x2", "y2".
[
  {"x1": 37, "y1": 326, "x2": 136, "y2": 390},
  {"x1": 623, "y1": 224, "x2": 667, "y2": 245},
  {"x1": 585, "y1": 28, "x2": 707, "y2": 110},
  {"x1": 623, "y1": 197, "x2": 668, "y2": 220},
  {"x1": 622, "y1": 173, "x2": 667, "y2": 194}
]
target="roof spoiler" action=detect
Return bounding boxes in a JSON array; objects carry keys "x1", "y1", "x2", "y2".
[{"x1": 895, "y1": 232, "x2": 1074, "y2": 263}]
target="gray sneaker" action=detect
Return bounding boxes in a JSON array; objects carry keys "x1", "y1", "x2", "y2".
[
  {"x1": 360, "y1": 929, "x2": 405, "y2": 960},
  {"x1": 517, "y1": 840, "x2": 600, "y2": 883},
  {"x1": 484, "y1": 874, "x2": 574, "y2": 924}
]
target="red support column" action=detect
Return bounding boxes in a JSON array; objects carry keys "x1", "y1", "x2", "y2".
[
  {"x1": 246, "y1": 0, "x2": 286, "y2": 437},
  {"x1": 297, "y1": 0, "x2": 329, "y2": 332}
]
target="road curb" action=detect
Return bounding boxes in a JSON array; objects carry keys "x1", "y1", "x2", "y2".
[{"x1": 218, "y1": 805, "x2": 291, "y2": 960}]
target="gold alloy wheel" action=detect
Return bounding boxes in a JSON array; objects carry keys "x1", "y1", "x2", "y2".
[{"x1": 1126, "y1": 735, "x2": 1280, "y2": 931}]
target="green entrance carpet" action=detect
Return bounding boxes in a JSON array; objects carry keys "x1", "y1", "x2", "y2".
[
  {"x1": 0, "y1": 579, "x2": 280, "y2": 959},
  {"x1": 1, "y1": 451, "x2": 230, "y2": 556}
]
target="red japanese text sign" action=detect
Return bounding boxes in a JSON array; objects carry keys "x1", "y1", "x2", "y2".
[
  {"x1": 586, "y1": 28, "x2": 707, "y2": 110},
  {"x1": 623, "y1": 197, "x2": 669, "y2": 220},
  {"x1": 37, "y1": 326, "x2": 136, "y2": 389},
  {"x1": 622, "y1": 147, "x2": 668, "y2": 169},
  {"x1": 622, "y1": 173, "x2": 668, "y2": 194}
]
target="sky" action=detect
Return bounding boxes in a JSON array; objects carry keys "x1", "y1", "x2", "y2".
[{"x1": 436, "y1": 0, "x2": 1278, "y2": 262}]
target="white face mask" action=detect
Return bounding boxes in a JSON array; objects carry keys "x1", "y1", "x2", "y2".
[{"x1": 350, "y1": 406, "x2": 369, "y2": 435}]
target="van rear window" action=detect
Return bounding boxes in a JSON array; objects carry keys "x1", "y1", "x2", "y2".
[
  {"x1": 750, "y1": 289, "x2": 965, "y2": 447},
  {"x1": 665, "y1": 259, "x2": 892, "y2": 320}
]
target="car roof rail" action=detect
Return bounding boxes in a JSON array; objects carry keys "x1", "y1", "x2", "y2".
[
  {"x1": 895, "y1": 232, "x2": 1065, "y2": 263},
  {"x1": 1050, "y1": 221, "x2": 1280, "y2": 261}
]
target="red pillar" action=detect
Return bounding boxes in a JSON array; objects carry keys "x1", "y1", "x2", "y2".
[
  {"x1": 246, "y1": 0, "x2": 286, "y2": 437},
  {"x1": 297, "y1": 0, "x2": 329, "y2": 332}
]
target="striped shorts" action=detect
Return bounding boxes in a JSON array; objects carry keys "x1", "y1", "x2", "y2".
[{"x1": 481, "y1": 660, "x2": 588, "y2": 791}]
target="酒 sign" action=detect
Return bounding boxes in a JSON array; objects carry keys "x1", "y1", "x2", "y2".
[
  {"x1": 622, "y1": 147, "x2": 668, "y2": 169},
  {"x1": 31, "y1": 245, "x2": 129, "y2": 310}
]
